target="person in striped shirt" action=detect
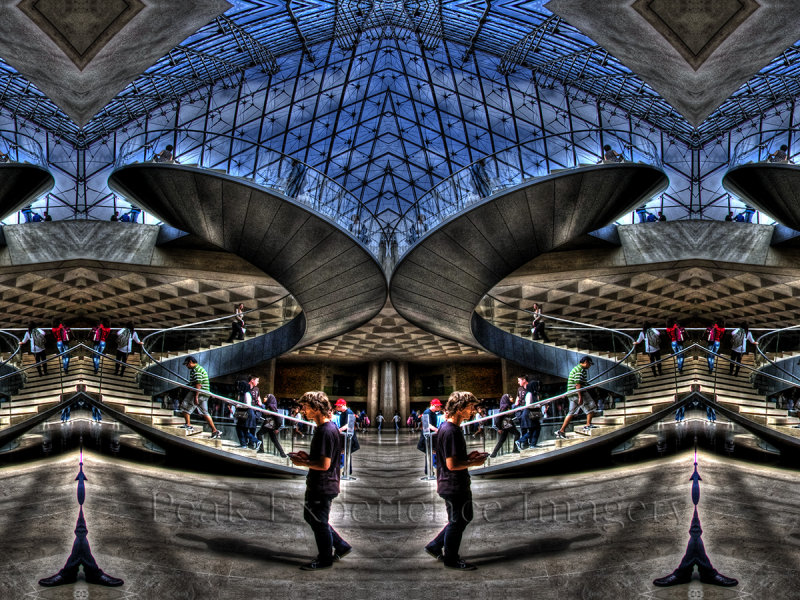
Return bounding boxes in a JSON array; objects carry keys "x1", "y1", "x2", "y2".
[
  {"x1": 179, "y1": 356, "x2": 221, "y2": 438},
  {"x1": 554, "y1": 356, "x2": 597, "y2": 438}
]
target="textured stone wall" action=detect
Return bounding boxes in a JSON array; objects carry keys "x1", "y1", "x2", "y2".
[
  {"x1": 274, "y1": 362, "x2": 323, "y2": 399},
  {"x1": 454, "y1": 362, "x2": 502, "y2": 399}
]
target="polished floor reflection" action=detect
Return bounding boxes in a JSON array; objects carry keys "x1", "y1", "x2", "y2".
[{"x1": 1, "y1": 421, "x2": 799, "y2": 599}]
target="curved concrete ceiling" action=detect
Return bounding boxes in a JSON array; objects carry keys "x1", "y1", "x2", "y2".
[
  {"x1": 108, "y1": 164, "x2": 387, "y2": 349},
  {"x1": 723, "y1": 164, "x2": 800, "y2": 230},
  {"x1": 390, "y1": 164, "x2": 668, "y2": 348},
  {"x1": 0, "y1": 164, "x2": 55, "y2": 220}
]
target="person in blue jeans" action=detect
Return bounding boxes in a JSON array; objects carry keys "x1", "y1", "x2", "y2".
[
  {"x1": 90, "y1": 320, "x2": 111, "y2": 374},
  {"x1": 52, "y1": 319, "x2": 72, "y2": 374},
  {"x1": 705, "y1": 319, "x2": 725, "y2": 374},
  {"x1": 666, "y1": 318, "x2": 686, "y2": 374}
]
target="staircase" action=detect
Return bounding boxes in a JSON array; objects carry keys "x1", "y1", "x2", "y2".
[{"x1": 1, "y1": 352, "x2": 182, "y2": 428}]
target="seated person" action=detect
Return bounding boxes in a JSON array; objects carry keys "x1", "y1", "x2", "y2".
[
  {"x1": 0, "y1": 150, "x2": 9, "y2": 163},
  {"x1": 153, "y1": 144, "x2": 174, "y2": 163},
  {"x1": 602, "y1": 144, "x2": 624, "y2": 163},
  {"x1": 768, "y1": 144, "x2": 789, "y2": 163}
]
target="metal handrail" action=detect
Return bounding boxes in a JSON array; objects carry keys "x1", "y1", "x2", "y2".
[
  {"x1": 754, "y1": 324, "x2": 800, "y2": 386},
  {"x1": 391, "y1": 128, "x2": 663, "y2": 259},
  {"x1": 140, "y1": 294, "x2": 298, "y2": 383},
  {"x1": 113, "y1": 129, "x2": 384, "y2": 254},
  {"x1": 730, "y1": 129, "x2": 798, "y2": 167},
  {"x1": 0, "y1": 130, "x2": 48, "y2": 167},
  {"x1": 479, "y1": 294, "x2": 639, "y2": 381}
]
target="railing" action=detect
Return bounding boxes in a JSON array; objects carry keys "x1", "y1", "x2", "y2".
[
  {"x1": 475, "y1": 294, "x2": 639, "y2": 378},
  {"x1": 0, "y1": 130, "x2": 48, "y2": 167},
  {"x1": 730, "y1": 129, "x2": 798, "y2": 167},
  {"x1": 140, "y1": 295, "x2": 301, "y2": 382},
  {"x1": 114, "y1": 129, "x2": 384, "y2": 254},
  {"x1": 754, "y1": 324, "x2": 800, "y2": 388},
  {"x1": 391, "y1": 128, "x2": 663, "y2": 259}
]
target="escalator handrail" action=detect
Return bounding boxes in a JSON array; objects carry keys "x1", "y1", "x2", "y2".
[{"x1": 754, "y1": 324, "x2": 800, "y2": 386}]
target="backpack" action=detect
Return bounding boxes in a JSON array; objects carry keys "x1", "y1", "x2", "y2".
[
  {"x1": 364, "y1": 416, "x2": 370, "y2": 426},
  {"x1": 117, "y1": 328, "x2": 131, "y2": 348},
  {"x1": 32, "y1": 329, "x2": 46, "y2": 347},
  {"x1": 646, "y1": 328, "x2": 660, "y2": 348},
  {"x1": 732, "y1": 329, "x2": 745, "y2": 348}
]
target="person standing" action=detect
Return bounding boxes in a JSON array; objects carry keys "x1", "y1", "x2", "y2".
[
  {"x1": 706, "y1": 319, "x2": 725, "y2": 374},
  {"x1": 334, "y1": 399, "x2": 360, "y2": 473},
  {"x1": 666, "y1": 318, "x2": 687, "y2": 374},
  {"x1": 90, "y1": 320, "x2": 111, "y2": 374},
  {"x1": 516, "y1": 375, "x2": 541, "y2": 450},
  {"x1": 729, "y1": 324, "x2": 757, "y2": 377},
  {"x1": 636, "y1": 323, "x2": 663, "y2": 377},
  {"x1": 235, "y1": 379, "x2": 261, "y2": 450},
  {"x1": 227, "y1": 303, "x2": 246, "y2": 343},
  {"x1": 289, "y1": 391, "x2": 352, "y2": 570},
  {"x1": 555, "y1": 356, "x2": 597, "y2": 438},
  {"x1": 179, "y1": 356, "x2": 222, "y2": 439},
  {"x1": 19, "y1": 324, "x2": 48, "y2": 376},
  {"x1": 416, "y1": 398, "x2": 442, "y2": 453},
  {"x1": 489, "y1": 393, "x2": 521, "y2": 458},
  {"x1": 424, "y1": 391, "x2": 488, "y2": 570},
  {"x1": 51, "y1": 319, "x2": 72, "y2": 374},
  {"x1": 531, "y1": 303, "x2": 550, "y2": 342},
  {"x1": 113, "y1": 323, "x2": 142, "y2": 377}
]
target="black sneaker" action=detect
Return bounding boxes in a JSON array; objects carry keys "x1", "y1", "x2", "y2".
[
  {"x1": 299, "y1": 560, "x2": 333, "y2": 571},
  {"x1": 210, "y1": 430, "x2": 222, "y2": 439},
  {"x1": 555, "y1": 430, "x2": 567, "y2": 439},
  {"x1": 443, "y1": 559, "x2": 477, "y2": 571}
]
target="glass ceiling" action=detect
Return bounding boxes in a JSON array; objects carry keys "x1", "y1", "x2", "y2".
[{"x1": 0, "y1": 0, "x2": 798, "y2": 223}]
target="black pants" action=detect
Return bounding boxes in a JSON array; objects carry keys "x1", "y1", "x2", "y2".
[
  {"x1": 729, "y1": 351, "x2": 742, "y2": 376},
  {"x1": 114, "y1": 351, "x2": 128, "y2": 376},
  {"x1": 257, "y1": 427, "x2": 286, "y2": 457},
  {"x1": 34, "y1": 350, "x2": 48, "y2": 375},
  {"x1": 648, "y1": 351, "x2": 663, "y2": 376},
  {"x1": 428, "y1": 492, "x2": 473, "y2": 564},
  {"x1": 303, "y1": 492, "x2": 348, "y2": 564},
  {"x1": 491, "y1": 427, "x2": 520, "y2": 457},
  {"x1": 532, "y1": 321, "x2": 550, "y2": 342},
  {"x1": 227, "y1": 321, "x2": 244, "y2": 343}
]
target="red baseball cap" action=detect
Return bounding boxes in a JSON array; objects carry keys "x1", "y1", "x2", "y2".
[
  {"x1": 430, "y1": 398, "x2": 442, "y2": 407},
  {"x1": 335, "y1": 398, "x2": 347, "y2": 408}
]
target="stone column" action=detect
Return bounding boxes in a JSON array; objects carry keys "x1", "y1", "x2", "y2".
[
  {"x1": 501, "y1": 358, "x2": 508, "y2": 394},
  {"x1": 397, "y1": 361, "x2": 410, "y2": 419},
  {"x1": 380, "y1": 361, "x2": 397, "y2": 418},
  {"x1": 367, "y1": 361, "x2": 380, "y2": 420},
  {"x1": 265, "y1": 358, "x2": 276, "y2": 394}
]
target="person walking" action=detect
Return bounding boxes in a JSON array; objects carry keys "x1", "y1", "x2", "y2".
[
  {"x1": 288, "y1": 391, "x2": 352, "y2": 570},
  {"x1": 19, "y1": 324, "x2": 48, "y2": 376},
  {"x1": 178, "y1": 356, "x2": 222, "y2": 439},
  {"x1": 530, "y1": 303, "x2": 550, "y2": 342},
  {"x1": 706, "y1": 319, "x2": 726, "y2": 374},
  {"x1": 666, "y1": 318, "x2": 687, "y2": 374},
  {"x1": 729, "y1": 324, "x2": 757, "y2": 377},
  {"x1": 424, "y1": 391, "x2": 488, "y2": 570},
  {"x1": 489, "y1": 393, "x2": 521, "y2": 458},
  {"x1": 227, "y1": 303, "x2": 246, "y2": 343},
  {"x1": 51, "y1": 319, "x2": 72, "y2": 374},
  {"x1": 257, "y1": 391, "x2": 287, "y2": 458},
  {"x1": 114, "y1": 323, "x2": 142, "y2": 377},
  {"x1": 90, "y1": 319, "x2": 111, "y2": 374},
  {"x1": 636, "y1": 323, "x2": 663, "y2": 376},
  {"x1": 555, "y1": 356, "x2": 597, "y2": 438}
]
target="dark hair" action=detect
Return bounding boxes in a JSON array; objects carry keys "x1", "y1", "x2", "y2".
[
  {"x1": 781, "y1": 144, "x2": 788, "y2": 151},
  {"x1": 125, "y1": 323, "x2": 135, "y2": 333},
  {"x1": 101, "y1": 319, "x2": 109, "y2": 328},
  {"x1": 165, "y1": 144, "x2": 173, "y2": 151},
  {"x1": 642, "y1": 323, "x2": 654, "y2": 332},
  {"x1": 603, "y1": 144, "x2": 611, "y2": 150},
  {"x1": 445, "y1": 391, "x2": 479, "y2": 415},
  {"x1": 298, "y1": 391, "x2": 331, "y2": 414},
  {"x1": 247, "y1": 373, "x2": 257, "y2": 382},
  {"x1": 666, "y1": 318, "x2": 675, "y2": 328},
  {"x1": 237, "y1": 379, "x2": 250, "y2": 396}
]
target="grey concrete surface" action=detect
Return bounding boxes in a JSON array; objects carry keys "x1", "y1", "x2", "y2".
[
  {"x1": 109, "y1": 164, "x2": 387, "y2": 350},
  {"x1": 723, "y1": 163, "x2": 800, "y2": 231},
  {"x1": 1, "y1": 437, "x2": 798, "y2": 599},
  {"x1": 546, "y1": 0, "x2": 800, "y2": 126},
  {"x1": 390, "y1": 164, "x2": 667, "y2": 350},
  {"x1": 0, "y1": 164, "x2": 55, "y2": 220},
  {"x1": 0, "y1": 1, "x2": 230, "y2": 125}
]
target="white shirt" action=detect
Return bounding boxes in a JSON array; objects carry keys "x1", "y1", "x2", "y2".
[
  {"x1": 21, "y1": 329, "x2": 46, "y2": 353},
  {"x1": 116, "y1": 328, "x2": 141, "y2": 353},
  {"x1": 730, "y1": 328, "x2": 756, "y2": 354},
  {"x1": 636, "y1": 329, "x2": 661, "y2": 354}
]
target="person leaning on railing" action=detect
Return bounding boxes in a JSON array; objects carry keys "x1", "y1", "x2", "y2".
[
  {"x1": 767, "y1": 144, "x2": 789, "y2": 163},
  {"x1": 601, "y1": 144, "x2": 624, "y2": 163},
  {"x1": 152, "y1": 145, "x2": 175, "y2": 163}
]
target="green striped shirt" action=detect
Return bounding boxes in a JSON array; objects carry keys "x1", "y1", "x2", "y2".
[
  {"x1": 189, "y1": 364, "x2": 210, "y2": 393},
  {"x1": 567, "y1": 364, "x2": 587, "y2": 392}
]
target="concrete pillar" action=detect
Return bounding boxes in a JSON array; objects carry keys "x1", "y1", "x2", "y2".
[
  {"x1": 380, "y1": 360, "x2": 397, "y2": 417},
  {"x1": 397, "y1": 361, "x2": 410, "y2": 419},
  {"x1": 501, "y1": 358, "x2": 508, "y2": 395},
  {"x1": 367, "y1": 361, "x2": 380, "y2": 420}
]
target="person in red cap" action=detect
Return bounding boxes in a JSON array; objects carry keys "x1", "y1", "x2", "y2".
[
  {"x1": 334, "y1": 398, "x2": 359, "y2": 473},
  {"x1": 417, "y1": 398, "x2": 443, "y2": 472}
]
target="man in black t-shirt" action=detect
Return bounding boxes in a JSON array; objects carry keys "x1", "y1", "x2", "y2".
[
  {"x1": 424, "y1": 391, "x2": 488, "y2": 570},
  {"x1": 289, "y1": 391, "x2": 352, "y2": 570}
]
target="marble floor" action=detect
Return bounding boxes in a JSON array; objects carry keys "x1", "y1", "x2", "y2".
[{"x1": 1, "y1": 428, "x2": 799, "y2": 600}]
